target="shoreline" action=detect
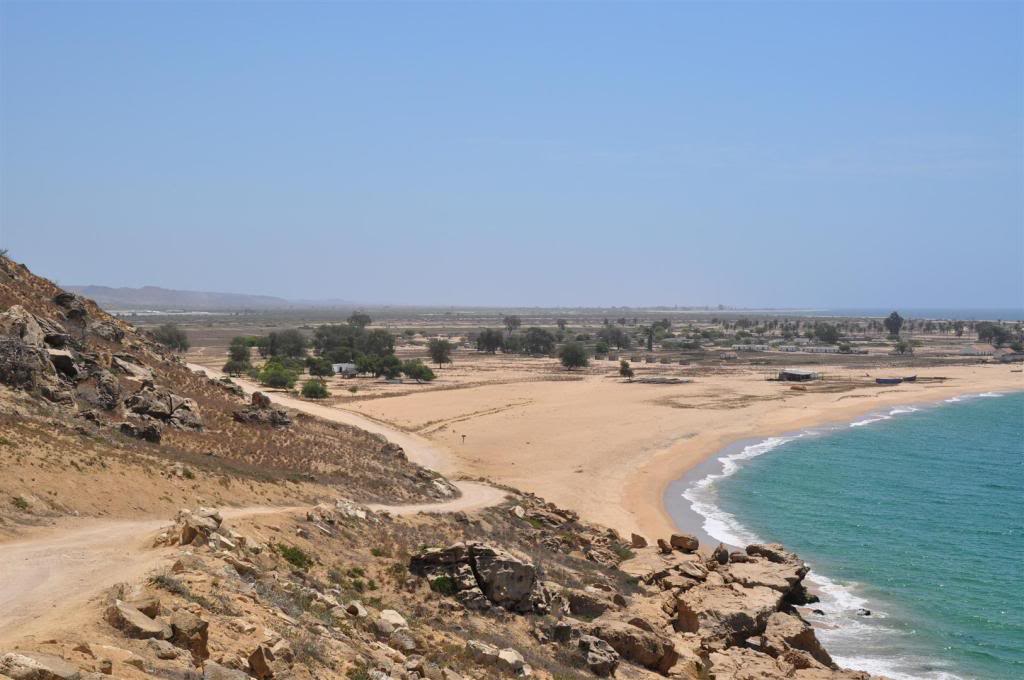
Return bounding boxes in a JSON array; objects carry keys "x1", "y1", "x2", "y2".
[
  {"x1": 660, "y1": 388, "x2": 1023, "y2": 680},
  {"x1": 627, "y1": 369, "x2": 1024, "y2": 541}
]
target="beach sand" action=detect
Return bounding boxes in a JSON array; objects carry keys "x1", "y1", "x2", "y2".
[{"x1": 337, "y1": 361, "x2": 1021, "y2": 539}]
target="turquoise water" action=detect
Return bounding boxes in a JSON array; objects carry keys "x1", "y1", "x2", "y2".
[{"x1": 685, "y1": 391, "x2": 1024, "y2": 679}]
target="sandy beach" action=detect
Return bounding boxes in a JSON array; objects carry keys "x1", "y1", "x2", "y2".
[{"x1": 191, "y1": 351, "x2": 1022, "y2": 541}]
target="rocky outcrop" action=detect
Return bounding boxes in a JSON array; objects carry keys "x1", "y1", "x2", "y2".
[
  {"x1": 124, "y1": 385, "x2": 203, "y2": 431},
  {"x1": 104, "y1": 600, "x2": 172, "y2": 640},
  {"x1": 0, "y1": 651, "x2": 81, "y2": 680},
  {"x1": 586, "y1": 619, "x2": 678, "y2": 673},
  {"x1": 675, "y1": 582, "x2": 783, "y2": 645},
  {"x1": 761, "y1": 612, "x2": 834, "y2": 669},
  {"x1": 410, "y1": 542, "x2": 548, "y2": 614},
  {"x1": 233, "y1": 393, "x2": 291, "y2": 427}
]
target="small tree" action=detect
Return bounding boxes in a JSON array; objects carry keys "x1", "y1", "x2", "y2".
[
  {"x1": 153, "y1": 323, "x2": 190, "y2": 352},
  {"x1": 428, "y1": 338, "x2": 453, "y2": 367},
  {"x1": 556, "y1": 319, "x2": 567, "y2": 331},
  {"x1": 222, "y1": 359, "x2": 250, "y2": 375},
  {"x1": 619, "y1": 359, "x2": 634, "y2": 381},
  {"x1": 523, "y1": 327, "x2": 556, "y2": 355},
  {"x1": 402, "y1": 359, "x2": 436, "y2": 383},
  {"x1": 559, "y1": 342, "x2": 589, "y2": 370},
  {"x1": 503, "y1": 315, "x2": 522, "y2": 333},
  {"x1": 259, "y1": 361, "x2": 299, "y2": 388},
  {"x1": 476, "y1": 328, "x2": 503, "y2": 353},
  {"x1": 348, "y1": 311, "x2": 372, "y2": 328},
  {"x1": 301, "y1": 379, "x2": 329, "y2": 399},
  {"x1": 307, "y1": 356, "x2": 335, "y2": 377},
  {"x1": 813, "y1": 322, "x2": 840, "y2": 345},
  {"x1": 228, "y1": 336, "x2": 251, "y2": 363},
  {"x1": 884, "y1": 311, "x2": 904, "y2": 337},
  {"x1": 894, "y1": 339, "x2": 913, "y2": 355}
]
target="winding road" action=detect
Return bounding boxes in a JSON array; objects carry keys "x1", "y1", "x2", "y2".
[{"x1": 0, "y1": 365, "x2": 505, "y2": 645}]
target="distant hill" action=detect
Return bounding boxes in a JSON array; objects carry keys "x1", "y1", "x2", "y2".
[{"x1": 67, "y1": 285, "x2": 316, "y2": 311}]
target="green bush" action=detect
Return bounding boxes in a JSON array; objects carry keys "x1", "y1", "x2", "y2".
[
  {"x1": 559, "y1": 342, "x2": 589, "y2": 370},
  {"x1": 152, "y1": 323, "x2": 190, "y2": 352},
  {"x1": 259, "y1": 361, "x2": 299, "y2": 388},
  {"x1": 401, "y1": 360, "x2": 435, "y2": 383},
  {"x1": 277, "y1": 543, "x2": 314, "y2": 570},
  {"x1": 301, "y1": 379, "x2": 329, "y2": 399},
  {"x1": 429, "y1": 575, "x2": 457, "y2": 596}
]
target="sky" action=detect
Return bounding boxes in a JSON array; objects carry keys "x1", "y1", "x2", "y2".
[{"x1": 1, "y1": 1, "x2": 1022, "y2": 309}]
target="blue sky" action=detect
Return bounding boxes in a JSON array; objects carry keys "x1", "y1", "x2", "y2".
[{"x1": 1, "y1": 1, "x2": 1021, "y2": 308}]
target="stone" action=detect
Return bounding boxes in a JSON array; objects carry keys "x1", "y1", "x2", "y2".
[
  {"x1": 465, "y1": 641, "x2": 499, "y2": 665},
  {"x1": 588, "y1": 619, "x2": 678, "y2": 673},
  {"x1": 119, "y1": 420, "x2": 162, "y2": 443},
  {"x1": 762, "y1": 612, "x2": 834, "y2": 668},
  {"x1": 669, "y1": 533, "x2": 699, "y2": 553},
  {"x1": 124, "y1": 387, "x2": 203, "y2": 431},
  {"x1": 0, "y1": 306, "x2": 45, "y2": 346},
  {"x1": 379, "y1": 610, "x2": 408, "y2": 629},
  {"x1": 46, "y1": 349, "x2": 79, "y2": 378},
  {"x1": 712, "y1": 544, "x2": 730, "y2": 565},
  {"x1": 104, "y1": 600, "x2": 171, "y2": 640},
  {"x1": 0, "y1": 652, "x2": 81, "y2": 680},
  {"x1": 630, "y1": 533, "x2": 648, "y2": 549},
  {"x1": 169, "y1": 609, "x2": 209, "y2": 662},
  {"x1": 247, "y1": 645, "x2": 275, "y2": 680},
  {"x1": 203, "y1": 661, "x2": 249, "y2": 680},
  {"x1": 576, "y1": 635, "x2": 619, "y2": 677},
  {"x1": 346, "y1": 600, "x2": 368, "y2": 618},
  {"x1": 146, "y1": 639, "x2": 179, "y2": 660},
  {"x1": 495, "y1": 649, "x2": 526, "y2": 675},
  {"x1": 657, "y1": 539, "x2": 673, "y2": 554},
  {"x1": 675, "y1": 583, "x2": 783, "y2": 645},
  {"x1": 470, "y1": 544, "x2": 539, "y2": 613}
]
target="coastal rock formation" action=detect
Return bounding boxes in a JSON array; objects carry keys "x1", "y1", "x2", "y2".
[{"x1": 410, "y1": 542, "x2": 548, "y2": 613}]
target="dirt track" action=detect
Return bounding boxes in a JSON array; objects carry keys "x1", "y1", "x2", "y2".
[{"x1": 0, "y1": 368, "x2": 507, "y2": 645}]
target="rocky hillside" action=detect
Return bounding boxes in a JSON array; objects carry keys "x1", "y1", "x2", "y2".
[
  {"x1": 0, "y1": 255, "x2": 453, "y2": 531},
  {"x1": 0, "y1": 255, "x2": 884, "y2": 680}
]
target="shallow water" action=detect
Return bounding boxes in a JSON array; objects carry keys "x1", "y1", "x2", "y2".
[{"x1": 681, "y1": 391, "x2": 1024, "y2": 679}]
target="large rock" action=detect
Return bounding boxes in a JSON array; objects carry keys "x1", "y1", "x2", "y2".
[
  {"x1": 469, "y1": 544, "x2": 540, "y2": 613},
  {"x1": 0, "y1": 306, "x2": 45, "y2": 346},
  {"x1": 674, "y1": 583, "x2": 782, "y2": 645},
  {"x1": 669, "y1": 534, "x2": 699, "y2": 553},
  {"x1": 0, "y1": 652, "x2": 81, "y2": 680},
  {"x1": 588, "y1": 619, "x2": 678, "y2": 673},
  {"x1": 104, "y1": 600, "x2": 171, "y2": 640},
  {"x1": 169, "y1": 609, "x2": 209, "y2": 662},
  {"x1": 576, "y1": 635, "x2": 619, "y2": 677},
  {"x1": 762, "y1": 612, "x2": 834, "y2": 669},
  {"x1": 53, "y1": 292, "x2": 87, "y2": 319},
  {"x1": 409, "y1": 542, "x2": 545, "y2": 614},
  {"x1": 203, "y1": 661, "x2": 249, "y2": 680},
  {"x1": 124, "y1": 387, "x2": 203, "y2": 431}
]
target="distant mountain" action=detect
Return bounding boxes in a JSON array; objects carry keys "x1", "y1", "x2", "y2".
[{"x1": 67, "y1": 285, "x2": 348, "y2": 311}]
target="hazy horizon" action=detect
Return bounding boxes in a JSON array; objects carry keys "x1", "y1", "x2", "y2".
[{"x1": 2, "y1": 2, "x2": 1022, "y2": 309}]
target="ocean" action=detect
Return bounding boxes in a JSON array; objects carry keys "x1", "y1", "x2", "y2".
[{"x1": 676, "y1": 391, "x2": 1024, "y2": 680}]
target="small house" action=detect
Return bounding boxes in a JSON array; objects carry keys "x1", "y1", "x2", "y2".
[
  {"x1": 331, "y1": 362, "x2": 358, "y2": 377},
  {"x1": 778, "y1": 369, "x2": 819, "y2": 382}
]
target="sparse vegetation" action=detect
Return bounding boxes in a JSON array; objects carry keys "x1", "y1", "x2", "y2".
[
  {"x1": 559, "y1": 342, "x2": 589, "y2": 370},
  {"x1": 10, "y1": 495, "x2": 29, "y2": 511},
  {"x1": 276, "y1": 543, "x2": 314, "y2": 570},
  {"x1": 301, "y1": 379, "x2": 330, "y2": 399},
  {"x1": 152, "y1": 323, "x2": 190, "y2": 352}
]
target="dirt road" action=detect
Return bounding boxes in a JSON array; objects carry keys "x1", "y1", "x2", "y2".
[
  {"x1": 0, "y1": 482, "x2": 505, "y2": 645},
  {"x1": 187, "y1": 363, "x2": 452, "y2": 473}
]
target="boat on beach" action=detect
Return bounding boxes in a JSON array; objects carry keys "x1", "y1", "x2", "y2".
[{"x1": 876, "y1": 377, "x2": 904, "y2": 385}]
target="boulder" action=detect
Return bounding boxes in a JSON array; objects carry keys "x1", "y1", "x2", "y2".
[
  {"x1": 712, "y1": 544, "x2": 730, "y2": 565},
  {"x1": 576, "y1": 635, "x2": 619, "y2": 677},
  {"x1": 119, "y1": 420, "x2": 162, "y2": 443},
  {"x1": 104, "y1": 600, "x2": 171, "y2": 640},
  {"x1": 495, "y1": 649, "x2": 529, "y2": 676},
  {"x1": 762, "y1": 612, "x2": 834, "y2": 668},
  {"x1": 588, "y1": 619, "x2": 678, "y2": 673},
  {"x1": 674, "y1": 583, "x2": 783, "y2": 645},
  {"x1": 669, "y1": 533, "x2": 699, "y2": 553},
  {"x1": 47, "y1": 349, "x2": 79, "y2": 378},
  {"x1": 707, "y1": 647, "x2": 787, "y2": 679},
  {"x1": 146, "y1": 639, "x2": 180, "y2": 660},
  {"x1": 169, "y1": 609, "x2": 209, "y2": 661},
  {"x1": 251, "y1": 392, "x2": 272, "y2": 408},
  {"x1": 0, "y1": 306, "x2": 45, "y2": 346},
  {"x1": 345, "y1": 600, "x2": 368, "y2": 618},
  {"x1": 379, "y1": 610, "x2": 408, "y2": 629},
  {"x1": 722, "y1": 559, "x2": 806, "y2": 594},
  {"x1": 53, "y1": 292, "x2": 87, "y2": 319},
  {"x1": 0, "y1": 652, "x2": 81, "y2": 680},
  {"x1": 111, "y1": 356, "x2": 152, "y2": 381},
  {"x1": 202, "y1": 662, "x2": 249, "y2": 680},
  {"x1": 465, "y1": 641, "x2": 499, "y2": 665},
  {"x1": 124, "y1": 387, "x2": 203, "y2": 431},
  {"x1": 630, "y1": 533, "x2": 648, "y2": 549},
  {"x1": 657, "y1": 539, "x2": 673, "y2": 554},
  {"x1": 247, "y1": 646, "x2": 275, "y2": 680},
  {"x1": 471, "y1": 544, "x2": 540, "y2": 613},
  {"x1": 233, "y1": 404, "x2": 291, "y2": 428}
]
